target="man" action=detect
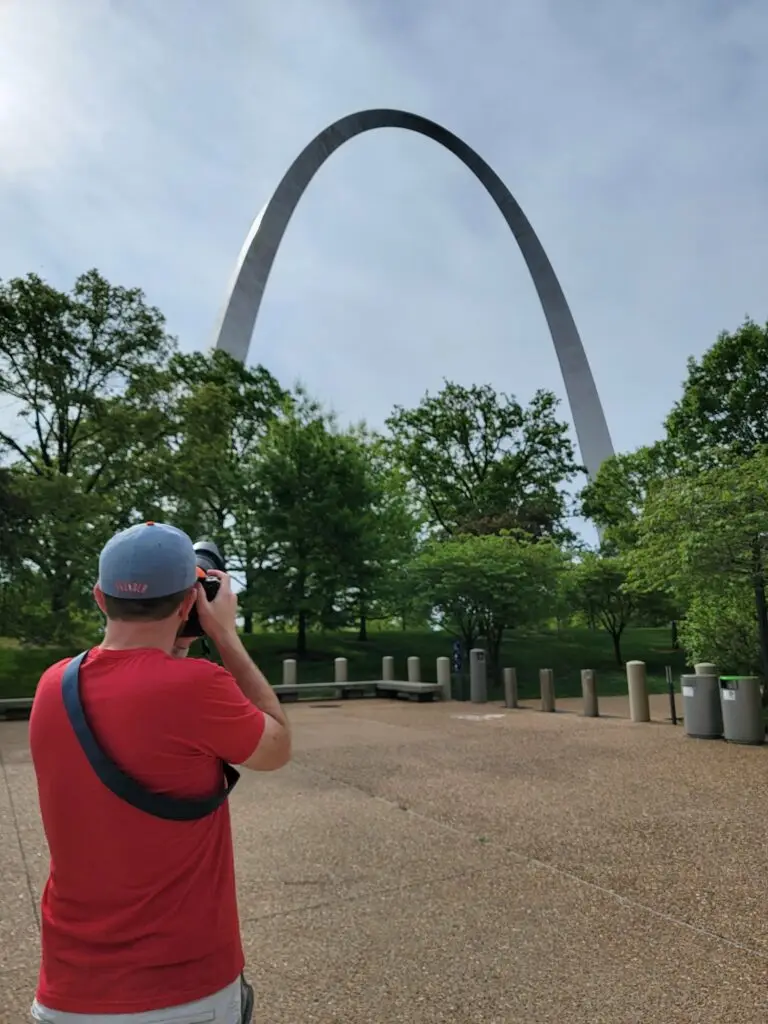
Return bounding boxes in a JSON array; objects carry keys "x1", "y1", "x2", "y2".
[{"x1": 28, "y1": 522, "x2": 291, "y2": 1023}]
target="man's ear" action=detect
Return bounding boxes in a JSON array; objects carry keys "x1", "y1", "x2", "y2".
[
  {"x1": 93, "y1": 585, "x2": 107, "y2": 614},
  {"x1": 179, "y1": 586, "x2": 198, "y2": 621}
]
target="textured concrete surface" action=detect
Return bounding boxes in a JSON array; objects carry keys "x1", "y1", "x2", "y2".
[{"x1": 2, "y1": 695, "x2": 768, "y2": 1022}]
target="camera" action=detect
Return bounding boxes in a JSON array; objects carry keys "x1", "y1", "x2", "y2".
[{"x1": 179, "y1": 539, "x2": 226, "y2": 638}]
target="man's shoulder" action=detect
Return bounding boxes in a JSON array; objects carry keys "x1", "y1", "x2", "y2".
[
  {"x1": 35, "y1": 657, "x2": 71, "y2": 693},
  {"x1": 183, "y1": 655, "x2": 233, "y2": 678},
  {"x1": 168, "y1": 656, "x2": 237, "y2": 693}
]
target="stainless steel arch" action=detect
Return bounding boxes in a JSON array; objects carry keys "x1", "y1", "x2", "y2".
[{"x1": 213, "y1": 108, "x2": 614, "y2": 477}]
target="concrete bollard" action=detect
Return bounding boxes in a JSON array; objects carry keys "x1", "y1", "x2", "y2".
[
  {"x1": 407, "y1": 656, "x2": 421, "y2": 683},
  {"x1": 334, "y1": 657, "x2": 348, "y2": 684},
  {"x1": 540, "y1": 668, "x2": 556, "y2": 712},
  {"x1": 382, "y1": 655, "x2": 394, "y2": 681},
  {"x1": 469, "y1": 649, "x2": 488, "y2": 703},
  {"x1": 503, "y1": 667, "x2": 518, "y2": 709},
  {"x1": 695, "y1": 662, "x2": 718, "y2": 677},
  {"x1": 581, "y1": 669, "x2": 598, "y2": 717},
  {"x1": 436, "y1": 657, "x2": 451, "y2": 701},
  {"x1": 626, "y1": 660, "x2": 650, "y2": 723},
  {"x1": 283, "y1": 659, "x2": 297, "y2": 686}
]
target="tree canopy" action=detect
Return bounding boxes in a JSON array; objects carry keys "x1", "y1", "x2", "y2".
[
  {"x1": 5, "y1": 265, "x2": 768, "y2": 683},
  {"x1": 386, "y1": 382, "x2": 580, "y2": 540}
]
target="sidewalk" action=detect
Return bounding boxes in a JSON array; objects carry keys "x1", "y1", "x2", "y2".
[{"x1": 2, "y1": 698, "x2": 766, "y2": 1023}]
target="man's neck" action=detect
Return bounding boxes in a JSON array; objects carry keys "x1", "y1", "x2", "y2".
[{"x1": 101, "y1": 624, "x2": 176, "y2": 655}]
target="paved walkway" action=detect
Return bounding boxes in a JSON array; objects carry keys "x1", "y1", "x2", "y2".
[{"x1": 2, "y1": 694, "x2": 767, "y2": 1022}]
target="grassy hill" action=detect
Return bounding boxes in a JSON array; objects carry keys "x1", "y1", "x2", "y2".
[{"x1": 0, "y1": 626, "x2": 688, "y2": 700}]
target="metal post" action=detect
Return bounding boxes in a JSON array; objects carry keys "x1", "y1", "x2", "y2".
[
  {"x1": 436, "y1": 657, "x2": 451, "y2": 701},
  {"x1": 469, "y1": 649, "x2": 488, "y2": 703},
  {"x1": 626, "y1": 660, "x2": 650, "y2": 723},
  {"x1": 540, "y1": 668, "x2": 556, "y2": 712},
  {"x1": 451, "y1": 640, "x2": 463, "y2": 700},
  {"x1": 503, "y1": 667, "x2": 518, "y2": 709},
  {"x1": 665, "y1": 665, "x2": 677, "y2": 725},
  {"x1": 581, "y1": 669, "x2": 598, "y2": 717},
  {"x1": 694, "y1": 662, "x2": 717, "y2": 677}
]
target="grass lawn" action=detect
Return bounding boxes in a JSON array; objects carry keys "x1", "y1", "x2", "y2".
[{"x1": 0, "y1": 626, "x2": 688, "y2": 701}]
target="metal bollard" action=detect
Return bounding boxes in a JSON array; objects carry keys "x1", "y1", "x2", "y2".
[
  {"x1": 581, "y1": 669, "x2": 598, "y2": 717},
  {"x1": 540, "y1": 668, "x2": 555, "y2": 712},
  {"x1": 334, "y1": 657, "x2": 348, "y2": 683},
  {"x1": 626, "y1": 660, "x2": 650, "y2": 723},
  {"x1": 382, "y1": 655, "x2": 394, "y2": 681},
  {"x1": 469, "y1": 649, "x2": 488, "y2": 703},
  {"x1": 436, "y1": 657, "x2": 451, "y2": 701},
  {"x1": 407, "y1": 656, "x2": 421, "y2": 683},
  {"x1": 695, "y1": 662, "x2": 717, "y2": 677},
  {"x1": 283, "y1": 659, "x2": 297, "y2": 686},
  {"x1": 503, "y1": 667, "x2": 518, "y2": 709}
]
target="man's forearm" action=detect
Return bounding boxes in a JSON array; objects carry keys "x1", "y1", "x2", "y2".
[{"x1": 213, "y1": 632, "x2": 290, "y2": 729}]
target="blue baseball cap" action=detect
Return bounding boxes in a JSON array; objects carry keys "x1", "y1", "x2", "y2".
[{"x1": 98, "y1": 522, "x2": 198, "y2": 600}]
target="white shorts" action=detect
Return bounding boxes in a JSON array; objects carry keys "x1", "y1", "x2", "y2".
[{"x1": 30, "y1": 976, "x2": 244, "y2": 1024}]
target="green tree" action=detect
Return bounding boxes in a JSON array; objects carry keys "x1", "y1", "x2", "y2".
[
  {"x1": 0, "y1": 467, "x2": 30, "y2": 570},
  {"x1": 568, "y1": 552, "x2": 634, "y2": 665},
  {"x1": 154, "y1": 350, "x2": 286, "y2": 631},
  {"x1": 160, "y1": 349, "x2": 285, "y2": 535},
  {"x1": 628, "y1": 452, "x2": 768, "y2": 680},
  {"x1": 249, "y1": 396, "x2": 380, "y2": 655},
  {"x1": 0, "y1": 468, "x2": 35, "y2": 637},
  {"x1": 678, "y1": 587, "x2": 758, "y2": 676},
  {"x1": 386, "y1": 381, "x2": 580, "y2": 539},
  {"x1": 409, "y1": 532, "x2": 565, "y2": 679},
  {"x1": 580, "y1": 443, "x2": 674, "y2": 550},
  {"x1": 339, "y1": 435, "x2": 422, "y2": 640},
  {"x1": 0, "y1": 269, "x2": 176, "y2": 639},
  {"x1": 664, "y1": 318, "x2": 768, "y2": 466}
]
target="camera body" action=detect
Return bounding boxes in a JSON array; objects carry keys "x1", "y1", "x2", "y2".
[{"x1": 179, "y1": 539, "x2": 226, "y2": 639}]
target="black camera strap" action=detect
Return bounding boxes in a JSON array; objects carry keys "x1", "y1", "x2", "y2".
[{"x1": 61, "y1": 650, "x2": 240, "y2": 821}]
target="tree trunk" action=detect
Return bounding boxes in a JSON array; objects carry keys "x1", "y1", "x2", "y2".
[
  {"x1": 753, "y1": 577, "x2": 768, "y2": 704},
  {"x1": 243, "y1": 611, "x2": 253, "y2": 634},
  {"x1": 297, "y1": 609, "x2": 308, "y2": 658},
  {"x1": 751, "y1": 541, "x2": 768, "y2": 704},
  {"x1": 610, "y1": 629, "x2": 624, "y2": 667},
  {"x1": 50, "y1": 573, "x2": 70, "y2": 614},
  {"x1": 487, "y1": 624, "x2": 504, "y2": 686},
  {"x1": 357, "y1": 599, "x2": 368, "y2": 642}
]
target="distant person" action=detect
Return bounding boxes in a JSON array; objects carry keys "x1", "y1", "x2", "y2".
[{"x1": 28, "y1": 522, "x2": 291, "y2": 1023}]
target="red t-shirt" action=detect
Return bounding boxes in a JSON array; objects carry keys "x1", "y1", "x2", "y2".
[{"x1": 28, "y1": 646, "x2": 265, "y2": 1014}]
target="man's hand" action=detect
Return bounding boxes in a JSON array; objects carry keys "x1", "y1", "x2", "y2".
[{"x1": 196, "y1": 569, "x2": 239, "y2": 642}]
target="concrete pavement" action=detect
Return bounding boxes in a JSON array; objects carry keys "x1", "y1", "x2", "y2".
[{"x1": 2, "y1": 693, "x2": 767, "y2": 1022}]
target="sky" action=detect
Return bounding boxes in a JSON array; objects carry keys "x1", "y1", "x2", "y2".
[{"x1": 2, "y1": 0, "x2": 768, "y2": 489}]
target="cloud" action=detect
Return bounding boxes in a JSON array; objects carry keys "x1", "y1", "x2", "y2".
[{"x1": 1, "y1": 0, "x2": 768, "y2": 516}]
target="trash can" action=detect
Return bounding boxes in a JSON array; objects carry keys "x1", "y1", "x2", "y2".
[
  {"x1": 720, "y1": 677, "x2": 765, "y2": 746},
  {"x1": 680, "y1": 674, "x2": 723, "y2": 739}
]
